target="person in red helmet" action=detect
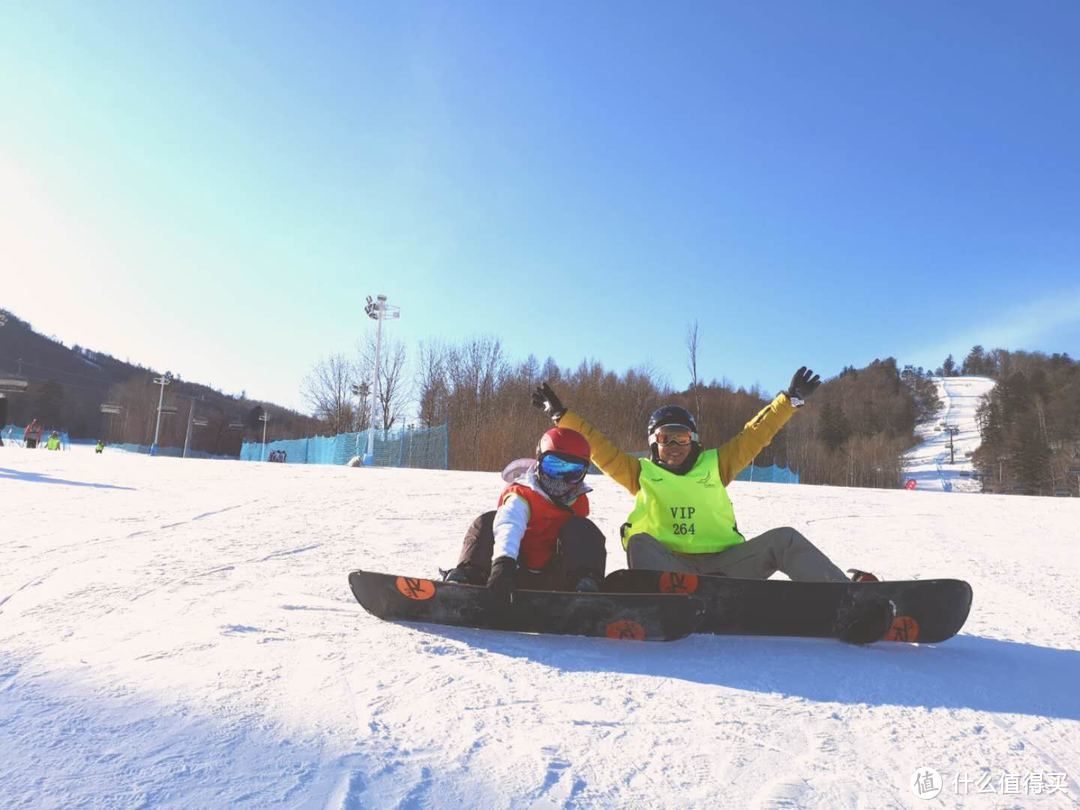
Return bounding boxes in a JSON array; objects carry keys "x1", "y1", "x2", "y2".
[{"x1": 444, "y1": 427, "x2": 607, "y2": 600}]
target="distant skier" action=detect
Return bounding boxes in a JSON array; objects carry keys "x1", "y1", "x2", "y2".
[
  {"x1": 95, "y1": 439, "x2": 105, "y2": 454},
  {"x1": 24, "y1": 418, "x2": 43, "y2": 449},
  {"x1": 46, "y1": 431, "x2": 62, "y2": 451},
  {"x1": 443, "y1": 427, "x2": 606, "y2": 600}
]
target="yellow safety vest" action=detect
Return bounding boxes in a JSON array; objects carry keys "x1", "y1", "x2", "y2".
[{"x1": 623, "y1": 449, "x2": 745, "y2": 553}]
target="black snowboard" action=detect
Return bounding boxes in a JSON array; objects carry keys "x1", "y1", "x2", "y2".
[
  {"x1": 602, "y1": 569, "x2": 972, "y2": 643},
  {"x1": 348, "y1": 570, "x2": 705, "y2": 642}
]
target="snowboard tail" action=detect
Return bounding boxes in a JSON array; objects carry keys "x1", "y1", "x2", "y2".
[
  {"x1": 348, "y1": 570, "x2": 705, "y2": 641},
  {"x1": 602, "y1": 569, "x2": 972, "y2": 643}
]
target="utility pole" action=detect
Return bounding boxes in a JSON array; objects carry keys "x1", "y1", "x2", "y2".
[
  {"x1": 362, "y1": 294, "x2": 400, "y2": 465},
  {"x1": 151, "y1": 372, "x2": 173, "y2": 455}
]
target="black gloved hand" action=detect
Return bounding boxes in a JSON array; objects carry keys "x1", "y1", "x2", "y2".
[
  {"x1": 487, "y1": 556, "x2": 517, "y2": 605},
  {"x1": 787, "y1": 367, "x2": 822, "y2": 400},
  {"x1": 531, "y1": 382, "x2": 566, "y2": 423}
]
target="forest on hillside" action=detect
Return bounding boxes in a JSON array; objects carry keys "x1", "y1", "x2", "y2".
[
  {"x1": 0, "y1": 309, "x2": 318, "y2": 454},
  {"x1": 957, "y1": 347, "x2": 1080, "y2": 496}
]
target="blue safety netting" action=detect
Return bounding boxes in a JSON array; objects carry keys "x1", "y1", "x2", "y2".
[
  {"x1": 735, "y1": 463, "x2": 800, "y2": 484},
  {"x1": 239, "y1": 424, "x2": 449, "y2": 469},
  {"x1": 106, "y1": 442, "x2": 234, "y2": 460}
]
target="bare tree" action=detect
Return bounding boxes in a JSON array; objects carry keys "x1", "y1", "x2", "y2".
[
  {"x1": 416, "y1": 340, "x2": 449, "y2": 428},
  {"x1": 359, "y1": 335, "x2": 409, "y2": 432},
  {"x1": 445, "y1": 335, "x2": 505, "y2": 469},
  {"x1": 301, "y1": 353, "x2": 356, "y2": 434},
  {"x1": 686, "y1": 319, "x2": 702, "y2": 420}
]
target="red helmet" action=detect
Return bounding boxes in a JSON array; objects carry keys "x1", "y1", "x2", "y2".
[{"x1": 536, "y1": 427, "x2": 590, "y2": 462}]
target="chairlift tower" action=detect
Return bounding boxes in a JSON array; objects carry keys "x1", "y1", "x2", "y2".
[
  {"x1": 941, "y1": 425, "x2": 959, "y2": 462},
  {"x1": 362, "y1": 294, "x2": 400, "y2": 466}
]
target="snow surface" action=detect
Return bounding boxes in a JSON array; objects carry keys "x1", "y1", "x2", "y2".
[
  {"x1": 2, "y1": 444, "x2": 1079, "y2": 809},
  {"x1": 904, "y1": 376, "x2": 997, "y2": 493}
]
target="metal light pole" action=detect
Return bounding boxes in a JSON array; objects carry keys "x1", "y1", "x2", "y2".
[
  {"x1": 259, "y1": 411, "x2": 270, "y2": 461},
  {"x1": 351, "y1": 381, "x2": 369, "y2": 460},
  {"x1": 182, "y1": 398, "x2": 209, "y2": 458},
  {"x1": 151, "y1": 372, "x2": 173, "y2": 455},
  {"x1": 362, "y1": 294, "x2": 400, "y2": 465}
]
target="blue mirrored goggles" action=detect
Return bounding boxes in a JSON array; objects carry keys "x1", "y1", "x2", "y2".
[{"x1": 539, "y1": 453, "x2": 589, "y2": 482}]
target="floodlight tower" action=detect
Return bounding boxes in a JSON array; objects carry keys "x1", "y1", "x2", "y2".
[
  {"x1": 362, "y1": 294, "x2": 400, "y2": 465},
  {"x1": 151, "y1": 372, "x2": 173, "y2": 454},
  {"x1": 259, "y1": 411, "x2": 270, "y2": 461}
]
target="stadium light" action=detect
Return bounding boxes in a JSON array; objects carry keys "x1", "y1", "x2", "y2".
[
  {"x1": 259, "y1": 411, "x2": 270, "y2": 461},
  {"x1": 362, "y1": 294, "x2": 400, "y2": 465},
  {"x1": 151, "y1": 372, "x2": 173, "y2": 455}
]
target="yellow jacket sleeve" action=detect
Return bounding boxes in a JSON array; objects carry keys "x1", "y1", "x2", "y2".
[
  {"x1": 556, "y1": 410, "x2": 643, "y2": 495},
  {"x1": 716, "y1": 393, "x2": 798, "y2": 485}
]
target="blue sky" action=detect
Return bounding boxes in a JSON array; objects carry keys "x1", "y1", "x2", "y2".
[{"x1": 2, "y1": 2, "x2": 1078, "y2": 413}]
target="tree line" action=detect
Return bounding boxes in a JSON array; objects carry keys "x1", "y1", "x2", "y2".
[
  {"x1": 968, "y1": 350, "x2": 1080, "y2": 496},
  {"x1": 302, "y1": 322, "x2": 940, "y2": 486}
]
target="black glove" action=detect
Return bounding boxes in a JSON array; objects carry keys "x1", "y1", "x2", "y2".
[
  {"x1": 787, "y1": 367, "x2": 821, "y2": 401},
  {"x1": 531, "y1": 382, "x2": 566, "y2": 423},
  {"x1": 487, "y1": 556, "x2": 517, "y2": 605}
]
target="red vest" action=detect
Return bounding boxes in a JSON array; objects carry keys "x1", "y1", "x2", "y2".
[{"x1": 500, "y1": 484, "x2": 589, "y2": 570}]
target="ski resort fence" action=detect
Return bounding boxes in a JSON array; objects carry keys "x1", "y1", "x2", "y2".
[
  {"x1": 106, "y1": 443, "x2": 235, "y2": 460},
  {"x1": 239, "y1": 424, "x2": 449, "y2": 469},
  {"x1": 734, "y1": 463, "x2": 800, "y2": 484}
]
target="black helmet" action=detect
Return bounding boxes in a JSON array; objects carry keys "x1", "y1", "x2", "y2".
[{"x1": 647, "y1": 405, "x2": 698, "y2": 438}]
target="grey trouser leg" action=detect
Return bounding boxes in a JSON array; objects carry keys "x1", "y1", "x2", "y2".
[{"x1": 625, "y1": 527, "x2": 848, "y2": 582}]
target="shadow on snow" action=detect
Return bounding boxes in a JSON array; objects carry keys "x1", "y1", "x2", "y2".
[
  {"x1": 0, "y1": 467, "x2": 136, "y2": 490},
  {"x1": 407, "y1": 625, "x2": 1080, "y2": 721}
]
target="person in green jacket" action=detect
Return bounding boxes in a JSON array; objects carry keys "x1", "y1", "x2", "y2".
[
  {"x1": 45, "y1": 431, "x2": 62, "y2": 451},
  {"x1": 531, "y1": 369, "x2": 874, "y2": 584}
]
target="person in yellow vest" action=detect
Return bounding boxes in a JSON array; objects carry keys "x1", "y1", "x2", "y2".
[
  {"x1": 45, "y1": 431, "x2": 62, "y2": 451},
  {"x1": 532, "y1": 370, "x2": 874, "y2": 583},
  {"x1": 443, "y1": 427, "x2": 606, "y2": 600}
]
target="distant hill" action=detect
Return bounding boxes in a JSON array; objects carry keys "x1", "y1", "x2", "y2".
[{"x1": 0, "y1": 308, "x2": 319, "y2": 453}]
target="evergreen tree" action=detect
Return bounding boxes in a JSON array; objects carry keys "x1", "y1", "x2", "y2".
[{"x1": 818, "y1": 402, "x2": 851, "y2": 451}]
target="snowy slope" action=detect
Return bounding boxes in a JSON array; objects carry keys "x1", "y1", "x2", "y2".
[
  {"x1": 2, "y1": 447, "x2": 1079, "y2": 809},
  {"x1": 904, "y1": 376, "x2": 996, "y2": 493}
]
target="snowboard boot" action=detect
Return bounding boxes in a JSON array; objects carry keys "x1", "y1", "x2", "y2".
[
  {"x1": 442, "y1": 564, "x2": 484, "y2": 585},
  {"x1": 847, "y1": 568, "x2": 880, "y2": 583},
  {"x1": 835, "y1": 598, "x2": 897, "y2": 645}
]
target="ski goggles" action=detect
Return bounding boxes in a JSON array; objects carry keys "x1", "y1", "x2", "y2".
[
  {"x1": 539, "y1": 453, "x2": 589, "y2": 483},
  {"x1": 651, "y1": 425, "x2": 697, "y2": 446}
]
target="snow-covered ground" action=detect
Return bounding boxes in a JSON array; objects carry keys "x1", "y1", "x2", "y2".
[
  {"x1": 904, "y1": 376, "x2": 997, "y2": 493},
  {"x1": 2, "y1": 445, "x2": 1078, "y2": 808}
]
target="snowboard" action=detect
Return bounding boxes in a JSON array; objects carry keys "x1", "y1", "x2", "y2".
[
  {"x1": 602, "y1": 569, "x2": 972, "y2": 643},
  {"x1": 348, "y1": 570, "x2": 705, "y2": 641}
]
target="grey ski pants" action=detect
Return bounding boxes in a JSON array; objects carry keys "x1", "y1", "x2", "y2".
[{"x1": 625, "y1": 527, "x2": 849, "y2": 582}]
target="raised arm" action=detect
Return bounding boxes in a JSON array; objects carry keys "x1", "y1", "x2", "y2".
[
  {"x1": 715, "y1": 367, "x2": 821, "y2": 485},
  {"x1": 532, "y1": 382, "x2": 643, "y2": 495}
]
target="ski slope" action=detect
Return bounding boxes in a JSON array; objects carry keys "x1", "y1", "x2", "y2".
[
  {"x1": 2, "y1": 446, "x2": 1078, "y2": 808},
  {"x1": 903, "y1": 376, "x2": 997, "y2": 493}
]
